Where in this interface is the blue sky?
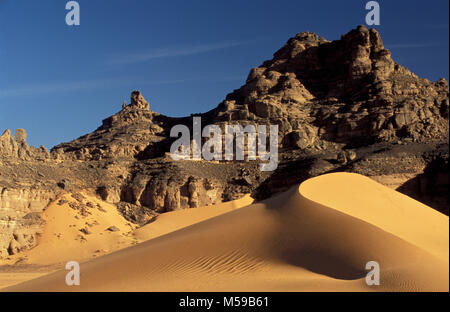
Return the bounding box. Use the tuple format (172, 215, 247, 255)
(0, 0, 448, 149)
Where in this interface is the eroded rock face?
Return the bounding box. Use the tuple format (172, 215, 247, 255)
(121, 169, 223, 213)
(0, 129, 49, 161)
(0, 129, 54, 257)
(0, 188, 52, 257)
(396, 150, 449, 215)
(130, 90, 150, 110)
(0, 129, 50, 160)
(0, 130, 17, 158)
(211, 25, 448, 149)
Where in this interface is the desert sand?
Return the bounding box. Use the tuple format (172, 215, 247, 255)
(2, 172, 448, 292)
(0, 192, 253, 288)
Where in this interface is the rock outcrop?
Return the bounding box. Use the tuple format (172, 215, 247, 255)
(0, 129, 49, 161)
(0, 188, 52, 258)
(209, 25, 448, 149)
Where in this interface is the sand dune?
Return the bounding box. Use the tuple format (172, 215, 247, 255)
(3, 173, 448, 292)
(133, 194, 254, 242)
(1, 193, 253, 267)
(0, 192, 253, 288)
(2, 193, 139, 266)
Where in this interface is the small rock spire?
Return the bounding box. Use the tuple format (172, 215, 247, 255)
(130, 91, 149, 110)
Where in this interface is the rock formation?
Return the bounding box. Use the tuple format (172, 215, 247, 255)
(0, 26, 448, 258)
(209, 25, 448, 148)
(0, 129, 48, 161)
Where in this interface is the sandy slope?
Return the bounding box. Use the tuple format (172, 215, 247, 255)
(0, 192, 253, 288)
(1, 193, 254, 266)
(3, 173, 449, 292)
(133, 194, 254, 242)
(2, 193, 138, 266)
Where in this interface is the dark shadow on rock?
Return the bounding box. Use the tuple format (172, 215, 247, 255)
(397, 155, 449, 215)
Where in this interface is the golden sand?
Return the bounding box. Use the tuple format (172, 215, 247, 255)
(2, 173, 448, 291)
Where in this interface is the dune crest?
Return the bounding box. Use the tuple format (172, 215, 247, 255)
(300, 173, 449, 261)
(3, 173, 448, 292)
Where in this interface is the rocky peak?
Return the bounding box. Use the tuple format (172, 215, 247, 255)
(0, 129, 48, 160)
(15, 129, 27, 144)
(130, 90, 150, 110)
(51, 91, 165, 161)
(341, 25, 384, 50)
(99, 91, 153, 130)
(0, 129, 17, 157)
(213, 26, 449, 148)
(271, 31, 326, 61)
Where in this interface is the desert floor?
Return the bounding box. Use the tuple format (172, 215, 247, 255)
(1, 173, 448, 291)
